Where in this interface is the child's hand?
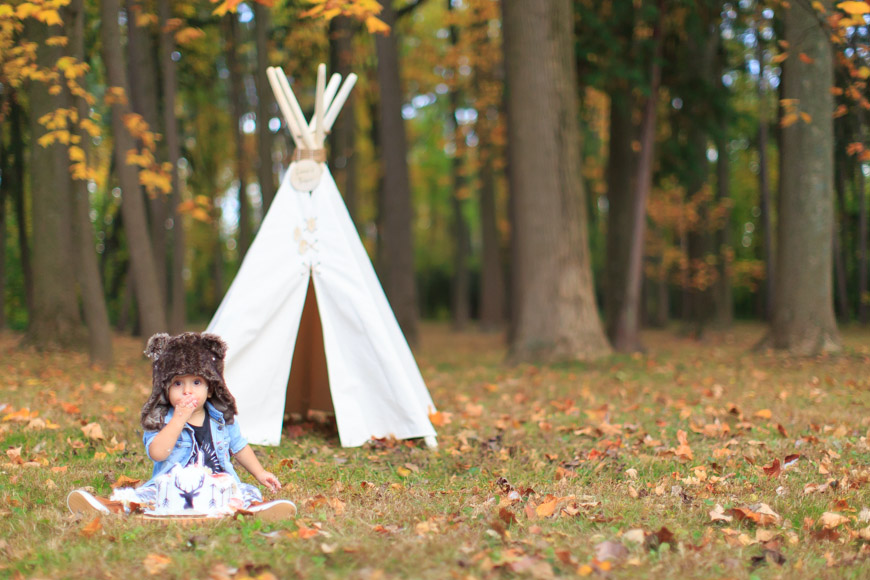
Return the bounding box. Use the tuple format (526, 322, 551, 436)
(256, 471, 281, 493)
(174, 395, 199, 422)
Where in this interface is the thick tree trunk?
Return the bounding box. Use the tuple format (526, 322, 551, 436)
(478, 136, 505, 330)
(68, 0, 113, 364)
(101, 0, 168, 337)
(757, 28, 774, 321)
(714, 126, 733, 327)
(769, 0, 840, 354)
(254, 2, 276, 214)
(0, 130, 6, 330)
(126, 0, 168, 299)
(833, 147, 850, 320)
(604, 88, 639, 349)
(857, 121, 868, 323)
(226, 15, 252, 259)
(9, 98, 33, 317)
(609, 2, 663, 352)
(25, 18, 85, 348)
(158, 0, 186, 333)
(375, 1, 419, 344)
(504, 0, 610, 361)
(329, 16, 358, 221)
(447, 0, 470, 330)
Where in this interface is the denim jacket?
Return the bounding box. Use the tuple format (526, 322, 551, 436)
(142, 401, 248, 486)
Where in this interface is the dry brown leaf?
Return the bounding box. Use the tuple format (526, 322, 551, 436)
(535, 497, 559, 518)
(709, 504, 733, 523)
(81, 422, 104, 440)
(818, 512, 851, 530)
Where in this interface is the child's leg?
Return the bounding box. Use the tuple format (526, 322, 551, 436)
(238, 483, 263, 508)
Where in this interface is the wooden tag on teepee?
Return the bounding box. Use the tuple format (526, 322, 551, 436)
(290, 159, 323, 192)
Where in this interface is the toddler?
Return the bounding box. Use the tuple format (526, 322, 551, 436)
(68, 332, 296, 521)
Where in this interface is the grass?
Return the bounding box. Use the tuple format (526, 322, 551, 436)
(1, 322, 869, 579)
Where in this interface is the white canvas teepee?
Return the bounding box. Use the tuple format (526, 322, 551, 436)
(207, 64, 438, 448)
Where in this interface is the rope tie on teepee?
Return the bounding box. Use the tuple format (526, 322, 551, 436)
(293, 148, 327, 163)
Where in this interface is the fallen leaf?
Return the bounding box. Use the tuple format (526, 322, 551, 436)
(143, 553, 172, 575)
(535, 497, 559, 518)
(594, 540, 628, 562)
(81, 422, 104, 440)
(80, 516, 102, 537)
(763, 458, 782, 478)
(754, 409, 772, 419)
(818, 512, 851, 530)
(61, 402, 80, 414)
(111, 475, 141, 489)
(709, 504, 733, 523)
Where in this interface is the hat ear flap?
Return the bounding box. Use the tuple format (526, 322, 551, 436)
(144, 333, 171, 360)
(200, 333, 227, 360)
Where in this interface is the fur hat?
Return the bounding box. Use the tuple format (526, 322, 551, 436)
(140, 332, 238, 431)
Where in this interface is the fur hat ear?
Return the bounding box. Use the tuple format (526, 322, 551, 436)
(200, 333, 227, 360)
(144, 333, 171, 360)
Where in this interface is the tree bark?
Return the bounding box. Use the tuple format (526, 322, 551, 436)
(604, 88, 639, 349)
(329, 16, 359, 221)
(447, 0, 470, 330)
(254, 2, 276, 214)
(0, 123, 7, 330)
(756, 23, 774, 321)
(714, 122, 733, 327)
(768, 0, 840, 354)
(24, 18, 85, 348)
(857, 114, 868, 323)
(225, 15, 252, 259)
(832, 143, 850, 320)
(158, 0, 186, 333)
(68, 0, 113, 364)
(9, 97, 33, 317)
(478, 134, 505, 330)
(126, 0, 168, 300)
(504, 0, 610, 361)
(375, 1, 419, 344)
(101, 0, 168, 337)
(608, 1, 663, 353)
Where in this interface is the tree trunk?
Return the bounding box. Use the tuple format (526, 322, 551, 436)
(478, 135, 505, 330)
(9, 97, 33, 317)
(68, 0, 113, 364)
(226, 15, 252, 259)
(604, 88, 639, 349)
(126, 0, 168, 300)
(254, 1, 276, 214)
(24, 18, 85, 348)
(329, 16, 359, 221)
(857, 116, 868, 323)
(768, 0, 840, 354)
(714, 123, 734, 327)
(832, 144, 850, 320)
(375, 1, 419, 344)
(608, 1, 663, 352)
(504, 0, 610, 361)
(756, 25, 774, 321)
(447, 0, 470, 330)
(0, 126, 7, 330)
(158, 0, 186, 333)
(101, 0, 168, 337)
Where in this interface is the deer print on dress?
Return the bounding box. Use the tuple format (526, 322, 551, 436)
(174, 471, 205, 509)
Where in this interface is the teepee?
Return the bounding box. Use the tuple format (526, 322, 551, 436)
(207, 64, 437, 448)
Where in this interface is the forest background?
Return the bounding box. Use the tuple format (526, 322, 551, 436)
(2, 0, 870, 363)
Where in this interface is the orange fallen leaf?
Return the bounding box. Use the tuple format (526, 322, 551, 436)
(143, 553, 172, 575)
(2, 408, 39, 422)
(819, 512, 851, 529)
(535, 497, 559, 518)
(754, 409, 772, 419)
(61, 402, 80, 414)
(111, 475, 141, 489)
(297, 525, 319, 539)
(80, 516, 102, 537)
(428, 410, 452, 426)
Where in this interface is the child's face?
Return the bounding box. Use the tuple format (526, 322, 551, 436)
(166, 374, 209, 412)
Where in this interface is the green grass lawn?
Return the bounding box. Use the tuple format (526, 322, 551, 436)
(1, 322, 869, 579)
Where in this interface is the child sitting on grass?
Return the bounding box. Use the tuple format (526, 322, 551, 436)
(67, 332, 296, 521)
